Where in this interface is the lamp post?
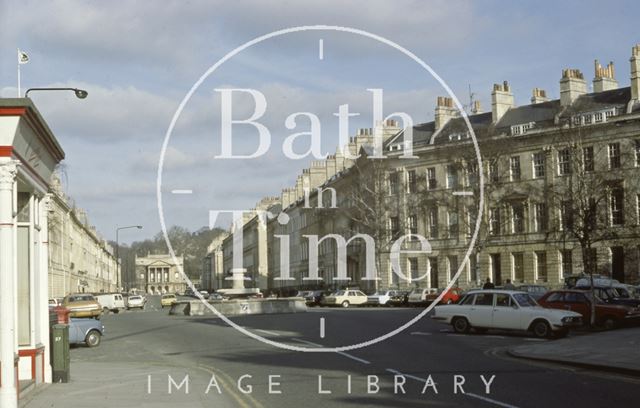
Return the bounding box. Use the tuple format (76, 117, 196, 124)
(115, 225, 142, 292)
(25, 87, 88, 99)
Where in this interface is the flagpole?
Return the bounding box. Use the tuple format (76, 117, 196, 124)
(17, 62, 21, 97)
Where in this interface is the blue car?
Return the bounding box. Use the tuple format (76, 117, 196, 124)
(69, 317, 104, 347)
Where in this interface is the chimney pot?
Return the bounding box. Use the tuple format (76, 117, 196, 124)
(631, 44, 640, 101)
(491, 80, 514, 123)
(593, 60, 618, 92)
(560, 68, 587, 106)
(435, 96, 457, 129)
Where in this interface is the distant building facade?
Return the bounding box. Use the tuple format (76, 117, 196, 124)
(48, 175, 117, 297)
(134, 253, 186, 294)
(218, 44, 640, 293)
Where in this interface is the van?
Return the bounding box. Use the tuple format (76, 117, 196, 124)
(95, 293, 126, 313)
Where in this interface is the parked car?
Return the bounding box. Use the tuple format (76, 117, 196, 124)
(209, 293, 227, 301)
(48, 297, 63, 307)
(322, 290, 368, 307)
(63, 294, 102, 319)
(387, 290, 410, 307)
(366, 290, 400, 306)
(426, 288, 463, 305)
(161, 294, 178, 308)
(517, 285, 549, 301)
(574, 284, 640, 308)
(407, 288, 438, 305)
(564, 273, 610, 288)
(126, 295, 146, 310)
(295, 290, 314, 298)
(199, 290, 210, 299)
(538, 289, 640, 329)
(431, 290, 582, 338)
(95, 293, 126, 313)
(69, 317, 104, 347)
(305, 290, 330, 306)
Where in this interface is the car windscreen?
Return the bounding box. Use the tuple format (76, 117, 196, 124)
(513, 293, 537, 307)
(69, 295, 95, 302)
(333, 291, 345, 296)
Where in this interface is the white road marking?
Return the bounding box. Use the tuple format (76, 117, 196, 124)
(452, 191, 474, 196)
(320, 317, 325, 338)
(318, 39, 324, 60)
(294, 339, 370, 365)
(466, 393, 521, 408)
(385, 368, 428, 383)
(409, 331, 432, 336)
(171, 189, 193, 194)
(255, 329, 282, 337)
(386, 369, 521, 408)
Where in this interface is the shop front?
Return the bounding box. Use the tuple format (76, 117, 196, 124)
(0, 98, 64, 407)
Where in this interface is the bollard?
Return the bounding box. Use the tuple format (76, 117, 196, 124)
(51, 324, 70, 382)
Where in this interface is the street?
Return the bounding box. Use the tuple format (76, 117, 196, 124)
(32, 296, 638, 408)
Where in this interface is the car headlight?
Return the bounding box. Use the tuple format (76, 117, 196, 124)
(561, 316, 578, 323)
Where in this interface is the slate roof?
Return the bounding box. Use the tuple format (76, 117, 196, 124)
(387, 85, 636, 150)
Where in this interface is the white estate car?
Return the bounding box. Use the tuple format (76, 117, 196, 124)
(431, 290, 583, 338)
(366, 290, 398, 306)
(407, 288, 438, 305)
(322, 290, 368, 307)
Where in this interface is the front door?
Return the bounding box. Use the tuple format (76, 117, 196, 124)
(492, 293, 522, 330)
(611, 246, 624, 282)
(468, 292, 494, 327)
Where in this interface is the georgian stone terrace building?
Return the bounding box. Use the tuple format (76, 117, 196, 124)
(219, 44, 640, 293)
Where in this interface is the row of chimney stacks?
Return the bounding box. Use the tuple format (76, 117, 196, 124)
(435, 43, 640, 127)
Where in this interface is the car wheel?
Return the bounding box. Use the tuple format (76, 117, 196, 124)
(452, 317, 470, 334)
(532, 320, 551, 338)
(341, 301, 350, 308)
(602, 316, 617, 330)
(85, 330, 101, 347)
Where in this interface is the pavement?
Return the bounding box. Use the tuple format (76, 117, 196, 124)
(508, 327, 640, 376)
(20, 361, 237, 408)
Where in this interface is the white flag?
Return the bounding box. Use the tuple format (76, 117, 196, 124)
(18, 49, 29, 64)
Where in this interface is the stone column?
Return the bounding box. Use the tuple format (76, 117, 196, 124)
(0, 159, 19, 408)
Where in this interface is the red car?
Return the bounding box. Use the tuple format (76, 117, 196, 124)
(426, 288, 463, 305)
(538, 289, 640, 329)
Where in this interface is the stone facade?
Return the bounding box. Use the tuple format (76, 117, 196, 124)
(48, 175, 117, 297)
(216, 44, 640, 294)
(134, 253, 187, 295)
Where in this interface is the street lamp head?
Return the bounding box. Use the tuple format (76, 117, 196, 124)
(25, 87, 88, 99)
(136, 225, 143, 229)
(74, 88, 88, 99)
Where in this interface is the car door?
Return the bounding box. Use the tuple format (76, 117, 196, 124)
(565, 292, 591, 321)
(491, 294, 521, 330)
(354, 291, 367, 304)
(467, 292, 494, 327)
(68, 320, 83, 344)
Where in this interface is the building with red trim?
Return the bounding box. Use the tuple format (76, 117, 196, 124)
(0, 98, 64, 407)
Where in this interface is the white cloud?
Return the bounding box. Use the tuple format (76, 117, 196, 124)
(1, 81, 178, 142)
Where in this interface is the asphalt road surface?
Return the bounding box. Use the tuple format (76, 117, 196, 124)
(73, 296, 638, 408)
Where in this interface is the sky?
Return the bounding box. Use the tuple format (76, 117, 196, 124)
(1, 0, 639, 244)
